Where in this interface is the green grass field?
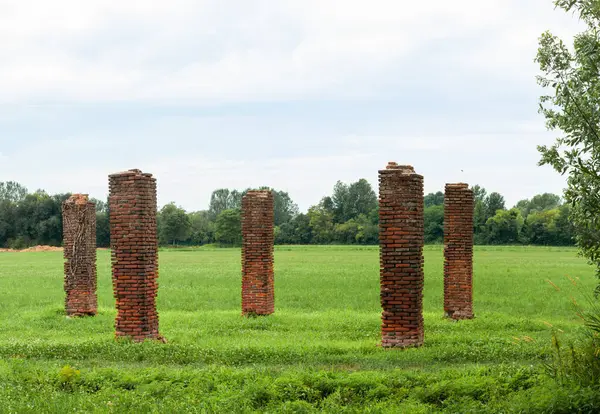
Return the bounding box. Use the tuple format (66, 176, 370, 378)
(0, 245, 598, 413)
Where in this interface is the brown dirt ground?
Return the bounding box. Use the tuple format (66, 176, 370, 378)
(0, 245, 109, 252)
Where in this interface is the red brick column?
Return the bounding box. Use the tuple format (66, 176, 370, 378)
(444, 183, 474, 320)
(109, 169, 161, 341)
(379, 162, 424, 348)
(62, 194, 97, 317)
(241, 190, 275, 316)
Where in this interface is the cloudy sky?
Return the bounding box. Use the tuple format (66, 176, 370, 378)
(0, 0, 585, 212)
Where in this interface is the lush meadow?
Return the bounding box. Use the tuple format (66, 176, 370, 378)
(0, 245, 598, 413)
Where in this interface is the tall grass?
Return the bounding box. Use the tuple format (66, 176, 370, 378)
(543, 276, 600, 386)
(0, 245, 599, 412)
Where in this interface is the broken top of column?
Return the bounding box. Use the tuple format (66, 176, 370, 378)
(379, 162, 422, 177)
(64, 194, 90, 205)
(446, 183, 470, 190)
(245, 190, 271, 198)
(109, 169, 154, 178)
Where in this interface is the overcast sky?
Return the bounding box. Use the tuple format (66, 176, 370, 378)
(0, 0, 585, 212)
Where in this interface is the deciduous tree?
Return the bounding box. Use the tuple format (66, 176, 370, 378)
(158, 203, 191, 245)
(536, 0, 600, 291)
(214, 209, 241, 246)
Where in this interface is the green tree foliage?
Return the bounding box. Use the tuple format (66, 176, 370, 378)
(472, 185, 487, 202)
(208, 189, 242, 220)
(96, 212, 110, 248)
(330, 179, 377, 223)
(320, 196, 335, 213)
(214, 209, 241, 246)
(89, 197, 108, 214)
(331, 181, 350, 223)
(307, 201, 335, 244)
(0, 180, 577, 249)
(424, 191, 444, 207)
(346, 179, 378, 221)
(0, 199, 16, 245)
(355, 214, 379, 244)
(158, 203, 191, 245)
(472, 185, 488, 243)
(516, 193, 562, 217)
(306, 180, 380, 245)
(473, 200, 488, 244)
(471, 185, 508, 244)
(485, 192, 506, 218)
(93, 197, 110, 247)
(188, 210, 215, 245)
(276, 213, 313, 244)
(553, 204, 576, 245)
(424, 205, 444, 243)
(333, 219, 361, 244)
(316, 179, 379, 244)
(526, 209, 560, 245)
(519, 194, 574, 246)
(535, 0, 600, 291)
(485, 209, 525, 245)
(0, 181, 28, 203)
(254, 187, 300, 226)
(11, 191, 68, 247)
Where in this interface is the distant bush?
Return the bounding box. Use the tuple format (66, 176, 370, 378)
(7, 236, 28, 250)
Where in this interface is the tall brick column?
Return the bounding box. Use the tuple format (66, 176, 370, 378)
(379, 162, 424, 348)
(109, 169, 161, 341)
(444, 183, 474, 320)
(241, 190, 275, 316)
(62, 194, 97, 317)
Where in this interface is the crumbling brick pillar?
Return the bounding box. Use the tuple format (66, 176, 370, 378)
(109, 169, 161, 341)
(444, 183, 474, 320)
(241, 190, 275, 316)
(62, 194, 97, 317)
(379, 162, 424, 348)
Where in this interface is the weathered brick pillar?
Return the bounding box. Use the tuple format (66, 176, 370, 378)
(62, 194, 97, 317)
(379, 162, 424, 348)
(444, 183, 474, 320)
(241, 190, 275, 316)
(109, 169, 161, 341)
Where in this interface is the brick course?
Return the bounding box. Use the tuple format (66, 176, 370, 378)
(241, 190, 275, 316)
(444, 183, 474, 320)
(109, 169, 161, 341)
(379, 162, 424, 348)
(62, 194, 97, 317)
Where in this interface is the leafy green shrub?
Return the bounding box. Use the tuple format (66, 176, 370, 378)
(57, 365, 80, 391)
(543, 286, 600, 386)
(7, 236, 28, 250)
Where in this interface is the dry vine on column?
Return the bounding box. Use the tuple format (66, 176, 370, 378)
(62, 194, 97, 317)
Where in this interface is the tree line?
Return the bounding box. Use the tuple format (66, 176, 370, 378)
(0, 180, 575, 249)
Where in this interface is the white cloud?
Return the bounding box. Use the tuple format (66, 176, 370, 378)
(0, 0, 585, 104)
(0, 0, 583, 211)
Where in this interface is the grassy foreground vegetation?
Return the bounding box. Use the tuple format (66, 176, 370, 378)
(0, 245, 598, 412)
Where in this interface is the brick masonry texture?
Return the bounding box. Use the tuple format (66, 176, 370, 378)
(379, 162, 425, 348)
(62, 194, 97, 317)
(241, 190, 275, 316)
(444, 183, 475, 320)
(109, 169, 161, 341)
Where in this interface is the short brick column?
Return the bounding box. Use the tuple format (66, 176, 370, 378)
(241, 190, 275, 316)
(444, 183, 474, 320)
(62, 194, 97, 317)
(379, 162, 424, 348)
(109, 169, 161, 341)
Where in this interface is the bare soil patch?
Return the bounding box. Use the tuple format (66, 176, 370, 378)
(0, 245, 63, 253)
